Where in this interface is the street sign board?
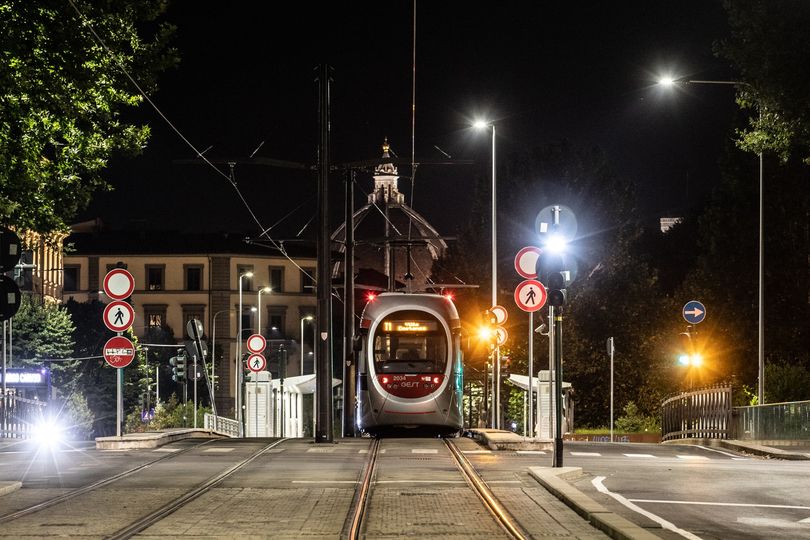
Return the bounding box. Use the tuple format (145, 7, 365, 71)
(514, 246, 541, 279)
(103, 300, 134, 332)
(246, 334, 267, 354)
(246, 353, 266, 372)
(495, 326, 508, 346)
(490, 305, 508, 325)
(186, 318, 204, 339)
(682, 300, 706, 324)
(103, 269, 135, 300)
(514, 279, 547, 312)
(103, 336, 136, 368)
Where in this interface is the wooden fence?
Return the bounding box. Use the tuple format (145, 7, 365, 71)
(661, 386, 732, 441)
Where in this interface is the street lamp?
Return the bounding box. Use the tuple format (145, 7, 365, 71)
(657, 76, 766, 404)
(300, 315, 314, 375)
(257, 286, 272, 337)
(474, 118, 499, 428)
(236, 271, 253, 437)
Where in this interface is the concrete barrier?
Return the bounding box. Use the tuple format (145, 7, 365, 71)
(95, 428, 227, 450)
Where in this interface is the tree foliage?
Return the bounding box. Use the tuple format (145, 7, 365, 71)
(0, 0, 177, 232)
(11, 295, 76, 382)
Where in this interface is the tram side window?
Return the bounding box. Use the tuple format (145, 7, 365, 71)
(372, 311, 447, 374)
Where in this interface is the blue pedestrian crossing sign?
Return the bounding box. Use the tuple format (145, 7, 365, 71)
(682, 300, 706, 324)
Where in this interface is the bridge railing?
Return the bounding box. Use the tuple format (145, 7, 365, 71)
(204, 413, 239, 438)
(733, 400, 810, 441)
(1, 393, 47, 439)
(661, 386, 732, 441)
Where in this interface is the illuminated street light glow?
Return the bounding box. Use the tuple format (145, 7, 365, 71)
(473, 119, 489, 130)
(657, 75, 676, 87)
(544, 233, 567, 254)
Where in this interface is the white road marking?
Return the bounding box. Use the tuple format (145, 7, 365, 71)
(592, 476, 703, 540)
(676, 455, 710, 460)
(203, 447, 234, 453)
(570, 451, 601, 457)
(694, 445, 744, 458)
(463, 450, 492, 454)
(153, 448, 180, 452)
(516, 450, 546, 455)
(412, 449, 438, 454)
(629, 499, 810, 510)
(623, 453, 656, 458)
(307, 447, 335, 453)
(266, 448, 286, 453)
(359, 449, 368, 453)
(737, 517, 810, 528)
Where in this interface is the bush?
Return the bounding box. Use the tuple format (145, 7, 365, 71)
(614, 401, 660, 433)
(125, 394, 211, 434)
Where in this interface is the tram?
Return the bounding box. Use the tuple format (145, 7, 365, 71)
(355, 292, 464, 435)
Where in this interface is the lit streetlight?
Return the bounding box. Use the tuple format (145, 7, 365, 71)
(236, 271, 253, 437)
(474, 118, 499, 428)
(257, 286, 272, 337)
(657, 75, 765, 404)
(300, 315, 314, 375)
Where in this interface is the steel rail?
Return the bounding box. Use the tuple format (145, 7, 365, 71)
(106, 438, 288, 540)
(0, 439, 217, 524)
(444, 438, 526, 539)
(346, 437, 380, 540)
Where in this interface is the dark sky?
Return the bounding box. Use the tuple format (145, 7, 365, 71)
(81, 1, 739, 239)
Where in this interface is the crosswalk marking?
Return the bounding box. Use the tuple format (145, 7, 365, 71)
(463, 450, 493, 454)
(153, 448, 180, 452)
(570, 451, 601, 457)
(412, 449, 438, 454)
(307, 447, 335, 453)
(516, 450, 546, 455)
(203, 447, 234, 453)
(623, 453, 656, 458)
(676, 455, 710, 460)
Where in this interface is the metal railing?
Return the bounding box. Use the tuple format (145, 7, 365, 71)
(661, 386, 732, 441)
(204, 413, 239, 438)
(733, 400, 810, 441)
(1, 393, 47, 438)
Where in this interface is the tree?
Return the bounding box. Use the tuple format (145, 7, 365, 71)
(0, 0, 177, 233)
(11, 295, 77, 384)
(717, 0, 810, 163)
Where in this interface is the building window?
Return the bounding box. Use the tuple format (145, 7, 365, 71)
(269, 266, 284, 293)
(240, 309, 254, 340)
(63, 265, 80, 291)
(106, 262, 128, 272)
(143, 305, 167, 329)
(300, 267, 315, 294)
(182, 305, 205, 337)
(237, 264, 254, 291)
(146, 265, 165, 291)
(185, 265, 203, 291)
(268, 306, 287, 339)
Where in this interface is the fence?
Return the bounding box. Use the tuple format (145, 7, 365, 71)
(661, 386, 732, 441)
(733, 400, 810, 441)
(1, 393, 47, 438)
(204, 413, 239, 438)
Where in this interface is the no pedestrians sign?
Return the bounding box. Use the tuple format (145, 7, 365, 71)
(514, 279, 547, 312)
(103, 301, 134, 333)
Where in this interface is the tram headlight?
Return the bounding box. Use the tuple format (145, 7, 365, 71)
(32, 418, 66, 448)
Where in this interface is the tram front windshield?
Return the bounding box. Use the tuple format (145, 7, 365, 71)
(373, 310, 447, 374)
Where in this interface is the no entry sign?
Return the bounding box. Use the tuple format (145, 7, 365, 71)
(246, 353, 267, 373)
(103, 336, 136, 368)
(103, 269, 135, 300)
(246, 334, 267, 354)
(103, 301, 134, 332)
(514, 279, 547, 312)
(514, 246, 541, 279)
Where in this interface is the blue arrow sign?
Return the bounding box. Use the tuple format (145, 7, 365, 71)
(682, 300, 706, 324)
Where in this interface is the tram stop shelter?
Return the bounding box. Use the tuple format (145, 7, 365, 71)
(508, 371, 574, 439)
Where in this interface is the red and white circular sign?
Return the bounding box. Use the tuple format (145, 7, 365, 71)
(103, 336, 136, 368)
(514, 279, 547, 312)
(103, 269, 135, 300)
(246, 353, 266, 373)
(490, 305, 509, 325)
(514, 246, 541, 279)
(103, 301, 134, 333)
(495, 326, 509, 346)
(246, 334, 266, 354)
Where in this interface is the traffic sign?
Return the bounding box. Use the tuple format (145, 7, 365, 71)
(103, 336, 136, 368)
(514, 246, 541, 279)
(490, 305, 508, 325)
(246, 353, 266, 372)
(103, 301, 134, 332)
(0, 227, 21, 271)
(494, 326, 508, 346)
(514, 279, 547, 312)
(246, 334, 266, 354)
(0, 275, 21, 321)
(103, 269, 135, 300)
(682, 301, 706, 324)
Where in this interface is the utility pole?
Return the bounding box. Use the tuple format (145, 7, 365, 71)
(342, 168, 356, 436)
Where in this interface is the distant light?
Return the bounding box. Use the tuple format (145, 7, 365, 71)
(544, 234, 567, 254)
(473, 119, 490, 130)
(478, 326, 494, 341)
(658, 76, 675, 87)
(250, 307, 257, 312)
(678, 355, 690, 366)
(443, 292, 455, 301)
(366, 293, 377, 302)
(33, 419, 65, 449)
(691, 354, 703, 367)
(242, 271, 254, 278)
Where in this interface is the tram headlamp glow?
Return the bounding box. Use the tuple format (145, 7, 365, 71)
(32, 419, 66, 448)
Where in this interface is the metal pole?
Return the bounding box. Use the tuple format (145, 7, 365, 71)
(343, 169, 356, 437)
(758, 140, 765, 404)
(116, 367, 122, 437)
(609, 337, 614, 443)
(281, 347, 287, 438)
(490, 124, 499, 430)
(553, 309, 563, 467)
(548, 306, 554, 440)
(2, 321, 6, 397)
(156, 363, 160, 406)
(528, 311, 533, 438)
(315, 64, 334, 443)
(193, 354, 198, 428)
(237, 276, 244, 436)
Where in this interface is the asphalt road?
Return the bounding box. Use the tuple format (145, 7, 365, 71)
(558, 441, 810, 540)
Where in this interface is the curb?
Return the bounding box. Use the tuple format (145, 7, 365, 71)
(0, 481, 22, 497)
(662, 438, 810, 460)
(528, 467, 661, 540)
(95, 428, 227, 450)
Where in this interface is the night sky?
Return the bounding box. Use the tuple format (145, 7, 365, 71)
(80, 2, 740, 239)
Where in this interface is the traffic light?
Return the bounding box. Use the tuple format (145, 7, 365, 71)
(677, 327, 702, 366)
(547, 271, 567, 307)
(170, 349, 187, 382)
(0, 227, 22, 322)
(480, 310, 498, 350)
(501, 355, 511, 376)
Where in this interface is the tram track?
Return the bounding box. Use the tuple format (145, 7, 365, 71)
(346, 437, 526, 540)
(0, 438, 217, 524)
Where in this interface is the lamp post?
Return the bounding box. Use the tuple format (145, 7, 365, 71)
(300, 315, 314, 375)
(474, 119, 499, 428)
(257, 287, 272, 338)
(658, 76, 765, 404)
(211, 308, 235, 408)
(236, 271, 253, 437)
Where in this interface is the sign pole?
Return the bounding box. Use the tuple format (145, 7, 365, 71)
(528, 312, 533, 438)
(609, 337, 614, 443)
(116, 367, 123, 437)
(548, 305, 554, 440)
(193, 354, 198, 429)
(553, 309, 564, 467)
